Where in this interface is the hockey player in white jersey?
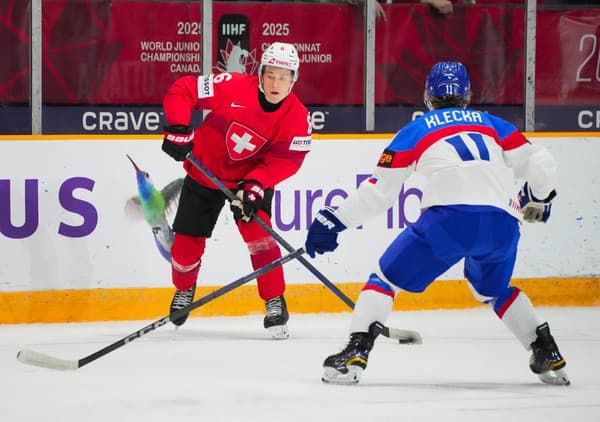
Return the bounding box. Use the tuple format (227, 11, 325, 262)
(305, 62, 569, 386)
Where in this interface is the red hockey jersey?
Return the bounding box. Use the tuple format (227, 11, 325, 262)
(163, 72, 312, 190)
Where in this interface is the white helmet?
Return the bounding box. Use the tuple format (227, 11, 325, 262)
(259, 42, 300, 82)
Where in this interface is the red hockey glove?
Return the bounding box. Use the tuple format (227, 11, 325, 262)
(231, 180, 264, 223)
(162, 125, 194, 161)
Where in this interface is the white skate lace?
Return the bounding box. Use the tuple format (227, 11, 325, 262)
(266, 297, 282, 317)
(172, 289, 193, 309)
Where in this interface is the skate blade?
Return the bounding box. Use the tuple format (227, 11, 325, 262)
(538, 368, 571, 386)
(321, 366, 363, 384)
(267, 324, 289, 340)
(170, 317, 188, 327)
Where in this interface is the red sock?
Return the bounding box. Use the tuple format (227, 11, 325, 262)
(170, 233, 206, 290)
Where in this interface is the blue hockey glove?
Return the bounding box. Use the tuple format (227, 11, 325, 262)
(162, 125, 194, 161)
(518, 182, 557, 223)
(305, 207, 347, 258)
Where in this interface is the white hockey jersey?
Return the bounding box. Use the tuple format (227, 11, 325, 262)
(335, 107, 557, 228)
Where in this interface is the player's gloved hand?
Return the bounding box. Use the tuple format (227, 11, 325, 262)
(518, 182, 557, 223)
(162, 125, 194, 161)
(305, 207, 347, 258)
(231, 179, 264, 223)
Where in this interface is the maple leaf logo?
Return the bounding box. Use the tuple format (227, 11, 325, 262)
(216, 39, 258, 75)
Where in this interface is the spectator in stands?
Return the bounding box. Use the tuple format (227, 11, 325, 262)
(346, 0, 388, 21)
(359, 0, 476, 18)
(418, 0, 476, 16)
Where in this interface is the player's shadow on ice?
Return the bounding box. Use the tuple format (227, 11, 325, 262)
(362, 381, 550, 391)
(131, 326, 275, 342)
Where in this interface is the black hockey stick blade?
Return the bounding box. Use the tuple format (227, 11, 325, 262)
(16, 248, 304, 371)
(185, 154, 423, 344)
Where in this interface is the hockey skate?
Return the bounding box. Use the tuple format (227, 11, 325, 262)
(169, 285, 196, 327)
(529, 322, 570, 386)
(321, 322, 383, 384)
(263, 295, 289, 340)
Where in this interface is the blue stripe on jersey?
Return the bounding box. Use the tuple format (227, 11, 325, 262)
(445, 135, 475, 160)
(386, 108, 518, 153)
(470, 133, 490, 160)
(485, 113, 519, 140)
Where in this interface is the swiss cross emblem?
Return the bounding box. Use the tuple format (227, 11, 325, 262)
(225, 122, 268, 160)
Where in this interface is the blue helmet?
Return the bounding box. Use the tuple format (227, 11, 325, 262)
(424, 62, 471, 110)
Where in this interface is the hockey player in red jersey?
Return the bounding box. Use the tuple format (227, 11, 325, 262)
(161, 42, 312, 339)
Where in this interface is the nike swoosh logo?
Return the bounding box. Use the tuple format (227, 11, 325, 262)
(231, 102, 246, 108)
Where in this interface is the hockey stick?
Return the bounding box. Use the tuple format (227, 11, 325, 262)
(185, 154, 422, 345)
(16, 248, 304, 371)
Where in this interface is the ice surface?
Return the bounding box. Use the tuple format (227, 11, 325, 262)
(2, 307, 599, 422)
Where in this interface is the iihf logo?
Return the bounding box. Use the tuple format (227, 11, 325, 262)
(216, 14, 257, 75)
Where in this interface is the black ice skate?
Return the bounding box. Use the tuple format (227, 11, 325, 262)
(169, 285, 196, 327)
(263, 295, 289, 340)
(321, 322, 384, 384)
(529, 322, 570, 386)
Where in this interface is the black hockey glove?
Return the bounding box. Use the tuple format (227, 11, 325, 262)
(231, 179, 264, 223)
(162, 125, 194, 161)
(518, 182, 557, 223)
